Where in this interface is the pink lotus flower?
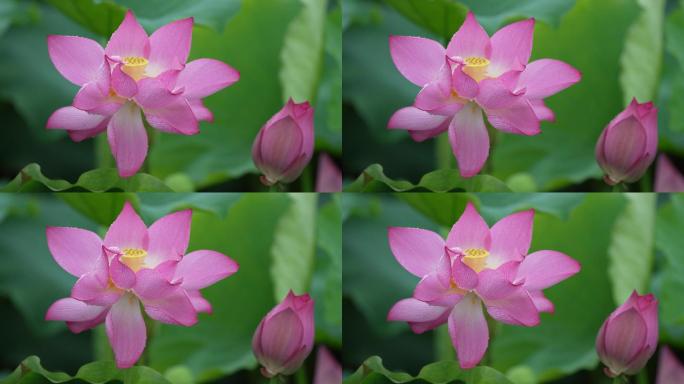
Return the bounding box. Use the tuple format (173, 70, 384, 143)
(315, 153, 342, 192)
(655, 155, 684, 192)
(596, 291, 658, 378)
(252, 99, 315, 186)
(45, 202, 238, 368)
(387, 203, 580, 368)
(596, 99, 658, 185)
(313, 347, 342, 384)
(46, 10, 240, 177)
(388, 12, 580, 177)
(252, 290, 315, 378)
(657, 346, 684, 384)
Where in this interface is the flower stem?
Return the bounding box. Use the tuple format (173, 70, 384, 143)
(639, 169, 652, 192)
(300, 165, 313, 192)
(268, 183, 287, 192)
(637, 369, 649, 384)
(140, 314, 158, 366)
(294, 368, 307, 384)
(484, 314, 499, 365)
(484, 124, 498, 175)
(436, 134, 454, 170)
(141, 121, 158, 175)
(96, 135, 115, 169)
(612, 183, 629, 192)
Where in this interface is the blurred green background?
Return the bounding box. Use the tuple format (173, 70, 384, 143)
(342, 192, 684, 383)
(0, 0, 341, 192)
(0, 192, 341, 383)
(342, 0, 684, 192)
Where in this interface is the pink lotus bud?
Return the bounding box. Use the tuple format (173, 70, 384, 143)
(657, 346, 684, 384)
(313, 347, 342, 384)
(252, 99, 315, 186)
(596, 98, 658, 185)
(655, 154, 684, 192)
(315, 153, 342, 192)
(596, 291, 658, 378)
(252, 290, 315, 378)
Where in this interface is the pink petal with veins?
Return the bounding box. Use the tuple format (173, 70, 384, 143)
(388, 227, 445, 277)
(517, 59, 581, 99)
(47, 107, 107, 131)
(389, 35, 445, 86)
(446, 12, 491, 59)
(104, 201, 149, 250)
(142, 289, 197, 326)
(146, 210, 192, 267)
(106, 102, 148, 178)
(175, 58, 240, 99)
(47, 35, 104, 86)
(46, 227, 105, 277)
(489, 18, 535, 76)
(448, 293, 488, 369)
(515, 250, 580, 290)
(488, 209, 534, 267)
(174, 250, 239, 290)
(388, 107, 449, 131)
(448, 103, 490, 178)
(106, 294, 146, 369)
(46, 297, 107, 322)
(105, 10, 150, 59)
(446, 202, 491, 250)
(147, 17, 193, 75)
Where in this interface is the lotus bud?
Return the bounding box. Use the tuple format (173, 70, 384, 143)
(656, 346, 684, 384)
(252, 99, 314, 186)
(655, 155, 684, 192)
(596, 291, 658, 378)
(596, 98, 658, 185)
(252, 290, 315, 378)
(315, 153, 342, 192)
(313, 347, 342, 384)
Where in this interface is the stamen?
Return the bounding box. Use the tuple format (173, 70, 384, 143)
(463, 56, 490, 82)
(123, 56, 147, 66)
(120, 247, 147, 271)
(121, 56, 148, 81)
(462, 248, 489, 272)
(464, 56, 489, 67)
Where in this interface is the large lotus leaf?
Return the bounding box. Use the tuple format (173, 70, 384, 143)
(345, 355, 513, 384)
(2, 355, 170, 384)
(346, 164, 510, 192)
(2, 164, 171, 192)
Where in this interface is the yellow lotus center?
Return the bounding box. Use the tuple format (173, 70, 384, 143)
(120, 248, 147, 271)
(121, 56, 148, 81)
(462, 248, 489, 272)
(463, 56, 490, 82)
